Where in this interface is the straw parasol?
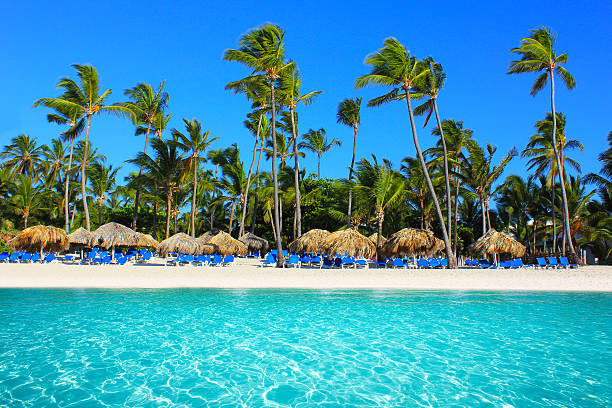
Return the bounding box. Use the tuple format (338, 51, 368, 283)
(8, 225, 69, 254)
(135, 233, 159, 250)
(158, 233, 201, 257)
(197, 229, 221, 244)
(319, 228, 376, 258)
(68, 227, 91, 247)
(88, 222, 140, 250)
(288, 229, 330, 254)
(207, 231, 247, 255)
(380, 228, 444, 257)
(468, 228, 526, 257)
(368, 232, 387, 246)
(239, 232, 269, 254)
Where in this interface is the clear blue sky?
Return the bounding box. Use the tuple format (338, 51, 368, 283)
(1, 0, 610, 185)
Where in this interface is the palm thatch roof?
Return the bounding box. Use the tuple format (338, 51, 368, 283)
(368, 232, 387, 246)
(380, 228, 444, 257)
(468, 229, 526, 257)
(197, 229, 222, 244)
(135, 233, 159, 249)
(239, 232, 269, 253)
(207, 231, 247, 255)
(68, 227, 91, 247)
(158, 233, 201, 257)
(320, 228, 376, 258)
(8, 225, 69, 253)
(88, 222, 140, 249)
(288, 229, 330, 254)
(199, 243, 216, 255)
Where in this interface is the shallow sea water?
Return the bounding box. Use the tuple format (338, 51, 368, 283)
(0, 289, 610, 407)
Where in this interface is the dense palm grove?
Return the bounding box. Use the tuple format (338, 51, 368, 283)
(0, 25, 610, 264)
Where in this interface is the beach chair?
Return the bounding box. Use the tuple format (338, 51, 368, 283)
(165, 256, 179, 266)
(193, 255, 207, 266)
(547, 257, 560, 269)
(478, 259, 491, 268)
(310, 256, 322, 268)
(115, 256, 128, 265)
(284, 255, 300, 268)
(138, 251, 152, 263)
(376, 258, 389, 268)
(210, 254, 223, 266)
(179, 255, 194, 266)
(559, 257, 578, 268)
(392, 258, 405, 269)
(535, 257, 549, 269)
(42, 253, 56, 263)
(341, 256, 355, 268)
(416, 259, 429, 269)
(30, 253, 41, 263)
(80, 251, 97, 265)
(8, 253, 21, 263)
(321, 257, 334, 269)
(62, 254, 74, 264)
(300, 255, 311, 267)
(428, 258, 442, 268)
(333, 257, 342, 268)
(252, 251, 260, 259)
(355, 259, 368, 269)
(99, 255, 112, 265)
(262, 253, 276, 267)
(222, 255, 235, 266)
(0, 252, 8, 262)
(439, 259, 448, 267)
(19, 253, 33, 263)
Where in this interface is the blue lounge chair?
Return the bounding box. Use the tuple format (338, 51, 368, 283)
(193, 255, 207, 266)
(547, 257, 560, 269)
(300, 255, 311, 266)
(222, 255, 235, 266)
(115, 256, 128, 265)
(392, 258, 405, 269)
(355, 259, 368, 269)
(310, 256, 322, 268)
(559, 257, 578, 268)
(262, 253, 276, 267)
(252, 251, 260, 258)
(8, 253, 21, 263)
(333, 257, 342, 268)
(416, 259, 429, 269)
(210, 254, 223, 266)
(30, 253, 41, 263)
(321, 257, 334, 268)
(283, 254, 299, 268)
(19, 253, 33, 263)
(478, 259, 491, 268)
(42, 253, 56, 263)
(341, 257, 355, 268)
(535, 257, 549, 269)
(178, 255, 194, 265)
(0, 253, 8, 262)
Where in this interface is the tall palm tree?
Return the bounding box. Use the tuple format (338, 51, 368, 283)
(522, 112, 583, 251)
(355, 38, 455, 266)
(224, 24, 294, 266)
(508, 27, 577, 255)
(34, 64, 131, 230)
(277, 64, 322, 237)
(11, 175, 44, 228)
(121, 82, 169, 230)
(219, 144, 247, 235)
(299, 128, 341, 179)
(0, 134, 44, 179)
(40, 103, 84, 232)
(173, 118, 218, 237)
(129, 138, 185, 239)
(413, 57, 452, 243)
(42, 139, 66, 188)
(336, 97, 362, 227)
(351, 155, 405, 259)
(88, 162, 120, 227)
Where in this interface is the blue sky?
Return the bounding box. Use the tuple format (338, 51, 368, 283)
(1, 0, 610, 186)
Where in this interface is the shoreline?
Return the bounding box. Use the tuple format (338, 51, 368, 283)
(1, 260, 611, 292)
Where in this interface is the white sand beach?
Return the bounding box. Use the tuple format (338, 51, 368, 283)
(1, 258, 611, 291)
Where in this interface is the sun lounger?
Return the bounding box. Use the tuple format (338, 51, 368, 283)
(557, 257, 577, 268)
(284, 255, 300, 268)
(547, 257, 560, 269)
(535, 257, 549, 268)
(416, 259, 429, 268)
(262, 253, 276, 266)
(428, 258, 442, 268)
(392, 258, 405, 269)
(115, 256, 128, 265)
(300, 255, 311, 266)
(0, 253, 8, 262)
(210, 254, 223, 266)
(355, 259, 368, 269)
(19, 253, 33, 263)
(333, 257, 342, 268)
(342, 257, 355, 268)
(222, 255, 235, 266)
(321, 258, 334, 268)
(309, 256, 322, 268)
(42, 253, 56, 263)
(478, 259, 491, 268)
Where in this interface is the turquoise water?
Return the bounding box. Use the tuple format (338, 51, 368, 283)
(0, 290, 610, 407)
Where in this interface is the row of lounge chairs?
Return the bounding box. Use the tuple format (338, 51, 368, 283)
(166, 254, 235, 267)
(263, 254, 369, 268)
(0, 251, 57, 263)
(464, 256, 578, 269)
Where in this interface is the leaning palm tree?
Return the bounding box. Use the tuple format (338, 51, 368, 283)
(336, 97, 362, 227)
(299, 128, 341, 179)
(173, 118, 218, 237)
(223, 24, 294, 266)
(508, 27, 577, 255)
(355, 38, 455, 266)
(0, 134, 44, 179)
(88, 162, 120, 227)
(413, 57, 452, 243)
(34, 64, 131, 230)
(121, 82, 169, 230)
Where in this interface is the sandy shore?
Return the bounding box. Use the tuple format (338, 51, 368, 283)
(1, 258, 611, 291)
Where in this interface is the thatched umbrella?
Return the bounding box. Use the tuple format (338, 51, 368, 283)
(8, 225, 69, 255)
(88, 222, 140, 259)
(135, 233, 159, 250)
(197, 229, 221, 244)
(68, 227, 91, 247)
(158, 233, 201, 257)
(239, 232, 269, 254)
(368, 232, 387, 246)
(468, 229, 526, 258)
(320, 228, 375, 258)
(199, 243, 216, 255)
(288, 229, 330, 254)
(380, 228, 444, 258)
(207, 231, 247, 255)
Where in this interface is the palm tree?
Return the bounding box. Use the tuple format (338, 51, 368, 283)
(224, 24, 294, 266)
(129, 138, 185, 239)
(41, 138, 67, 188)
(497, 175, 540, 252)
(522, 112, 583, 251)
(355, 38, 455, 266)
(11, 175, 44, 228)
(351, 155, 405, 259)
(88, 162, 120, 227)
(173, 119, 218, 237)
(299, 128, 341, 179)
(336, 97, 362, 227)
(121, 82, 169, 230)
(1, 134, 44, 179)
(277, 64, 322, 238)
(34, 64, 131, 230)
(508, 27, 577, 256)
(219, 144, 246, 235)
(39, 103, 84, 232)
(413, 57, 452, 244)
(401, 157, 434, 230)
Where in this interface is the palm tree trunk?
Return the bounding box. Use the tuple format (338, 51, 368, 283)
(481, 194, 487, 235)
(347, 125, 358, 227)
(64, 138, 74, 233)
(81, 115, 92, 230)
(376, 211, 384, 262)
(317, 153, 321, 179)
(228, 198, 237, 235)
(239, 115, 262, 237)
(98, 202, 102, 227)
(486, 199, 492, 230)
(251, 137, 265, 234)
(404, 90, 455, 267)
(152, 201, 158, 239)
(432, 99, 453, 247)
(453, 172, 460, 258)
(550, 72, 576, 256)
(165, 192, 171, 240)
(289, 106, 302, 238)
(551, 173, 556, 251)
(132, 124, 151, 232)
(269, 79, 284, 266)
(190, 156, 198, 237)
